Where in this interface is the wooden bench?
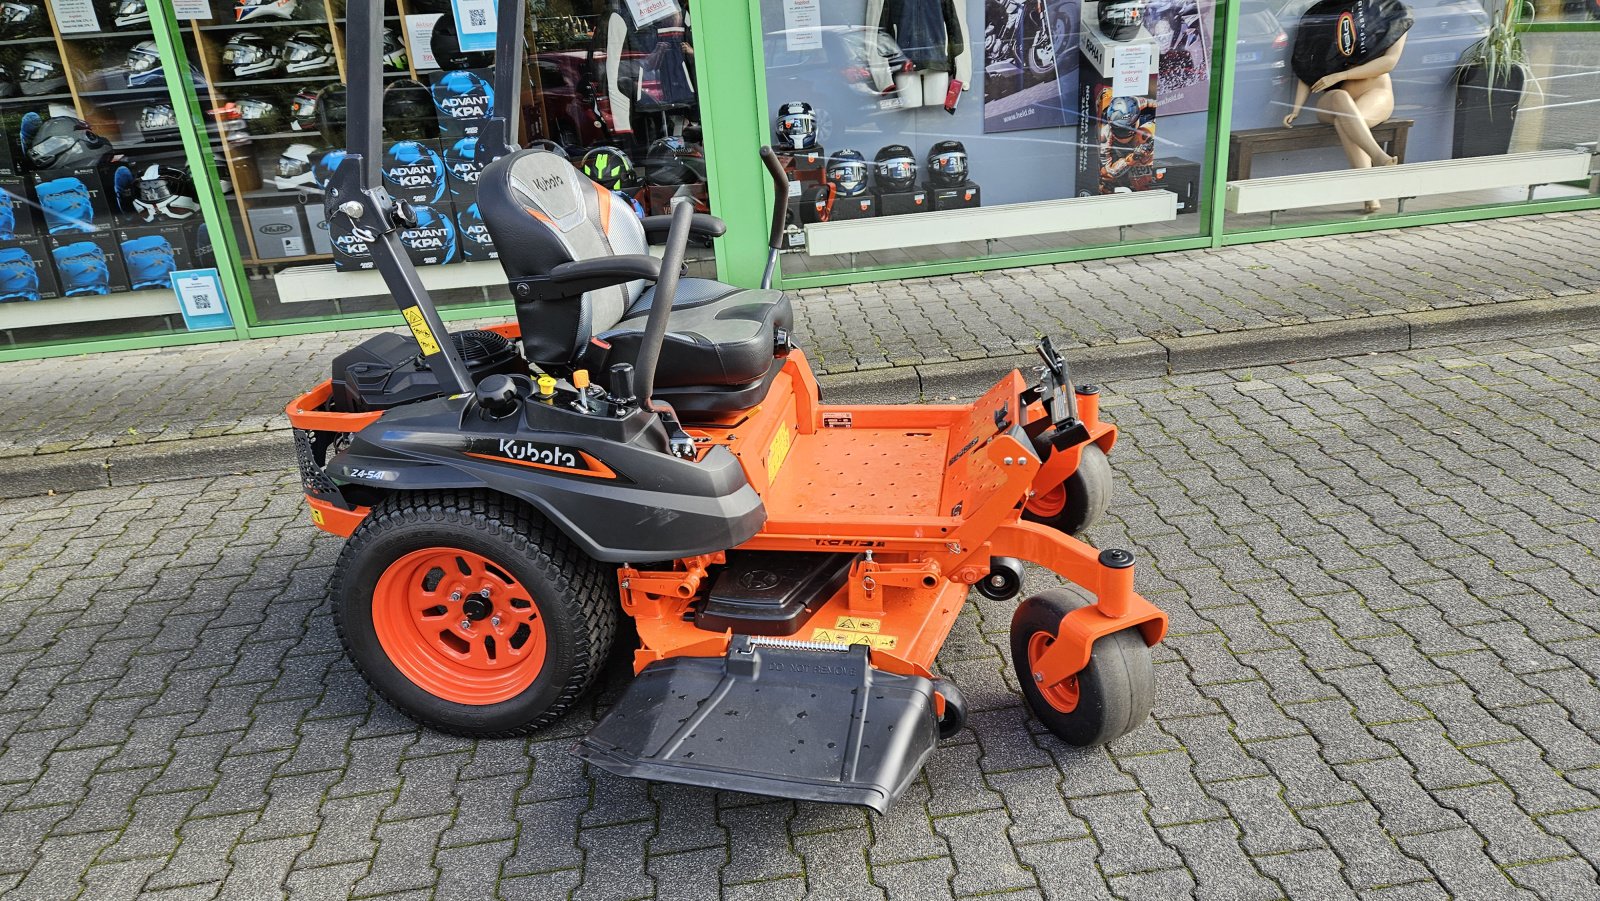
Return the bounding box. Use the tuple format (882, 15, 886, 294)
(1228, 119, 1413, 180)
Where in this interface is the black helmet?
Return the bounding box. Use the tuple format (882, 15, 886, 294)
(134, 164, 201, 222)
(383, 79, 438, 140)
(775, 101, 818, 151)
(580, 146, 636, 191)
(138, 103, 180, 141)
(25, 117, 111, 170)
(284, 30, 335, 74)
(826, 149, 869, 197)
(527, 139, 569, 158)
(222, 33, 282, 78)
(19, 49, 65, 96)
(927, 140, 969, 187)
(234, 97, 284, 134)
(874, 144, 917, 192)
(430, 14, 494, 70)
(316, 83, 349, 146)
(643, 136, 707, 186)
(0, 2, 44, 36)
(383, 27, 409, 70)
(0, 64, 17, 99)
(1098, 0, 1147, 40)
(290, 87, 320, 131)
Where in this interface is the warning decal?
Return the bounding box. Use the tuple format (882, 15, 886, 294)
(834, 616, 881, 633)
(402, 305, 443, 356)
(810, 628, 897, 650)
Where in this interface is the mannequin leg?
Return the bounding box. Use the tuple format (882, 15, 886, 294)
(895, 71, 926, 108)
(1315, 89, 1394, 167)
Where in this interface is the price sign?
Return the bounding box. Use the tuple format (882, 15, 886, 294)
(171, 269, 234, 332)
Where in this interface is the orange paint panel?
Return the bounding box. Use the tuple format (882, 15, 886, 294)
(286, 381, 383, 433)
(763, 428, 950, 519)
(308, 498, 369, 537)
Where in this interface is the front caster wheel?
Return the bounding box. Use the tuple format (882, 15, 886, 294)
(1010, 587, 1153, 746)
(1025, 442, 1113, 537)
(332, 490, 617, 737)
(932, 678, 968, 740)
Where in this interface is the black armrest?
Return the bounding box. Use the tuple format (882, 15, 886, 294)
(510, 254, 661, 302)
(642, 213, 727, 245)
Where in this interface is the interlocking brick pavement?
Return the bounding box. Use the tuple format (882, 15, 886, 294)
(0, 332, 1597, 898)
(1, 211, 1598, 457)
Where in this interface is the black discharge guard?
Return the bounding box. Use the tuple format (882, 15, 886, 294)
(575, 637, 939, 813)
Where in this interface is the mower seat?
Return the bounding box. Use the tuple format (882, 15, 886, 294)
(476, 149, 791, 414)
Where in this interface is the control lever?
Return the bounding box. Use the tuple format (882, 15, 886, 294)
(653, 402, 698, 460)
(607, 362, 636, 416)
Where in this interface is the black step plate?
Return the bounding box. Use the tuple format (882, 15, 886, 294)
(574, 637, 938, 813)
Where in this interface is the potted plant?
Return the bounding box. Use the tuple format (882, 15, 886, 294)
(1452, 0, 1537, 158)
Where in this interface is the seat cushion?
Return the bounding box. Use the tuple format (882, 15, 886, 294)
(599, 283, 792, 389)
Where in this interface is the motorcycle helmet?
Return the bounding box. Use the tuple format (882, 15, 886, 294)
(311, 147, 347, 192)
(121, 234, 178, 291)
(643, 136, 707, 186)
(235, 0, 297, 21)
(383, 79, 437, 140)
(125, 40, 166, 88)
(0, 2, 44, 36)
(825, 149, 869, 197)
(382, 139, 446, 205)
(927, 140, 969, 187)
(274, 143, 320, 191)
(1098, 0, 1147, 40)
(135, 164, 200, 221)
(25, 117, 111, 170)
(54, 242, 111, 296)
(316, 83, 348, 145)
(874, 144, 918, 193)
(527, 139, 568, 159)
(0, 245, 39, 303)
(774, 101, 818, 151)
(138, 103, 180, 142)
(1106, 95, 1141, 138)
(35, 177, 95, 234)
(113, 0, 148, 26)
(580, 146, 635, 191)
(19, 49, 65, 96)
(429, 70, 494, 124)
(234, 98, 284, 134)
(0, 64, 17, 99)
(429, 14, 494, 70)
(383, 27, 408, 71)
(284, 31, 335, 74)
(457, 202, 495, 261)
(290, 87, 320, 131)
(442, 136, 480, 193)
(222, 33, 282, 78)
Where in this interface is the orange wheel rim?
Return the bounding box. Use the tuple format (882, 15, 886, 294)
(1028, 485, 1066, 519)
(372, 547, 548, 705)
(1027, 631, 1080, 713)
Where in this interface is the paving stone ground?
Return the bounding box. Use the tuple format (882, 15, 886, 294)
(0, 331, 1597, 899)
(2, 210, 1598, 457)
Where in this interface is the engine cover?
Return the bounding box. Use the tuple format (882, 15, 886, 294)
(330, 329, 525, 412)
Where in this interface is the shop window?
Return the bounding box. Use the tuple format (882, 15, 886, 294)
(174, 0, 711, 328)
(758, 0, 1223, 277)
(0, 2, 211, 350)
(1223, 0, 1599, 231)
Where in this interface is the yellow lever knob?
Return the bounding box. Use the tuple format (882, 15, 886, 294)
(537, 375, 557, 397)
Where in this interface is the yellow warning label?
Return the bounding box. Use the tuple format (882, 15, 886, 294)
(765, 424, 794, 484)
(310, 508, 325, 526)
(401, 305, 443, 356)
(810, 628, 898, 650)
(834, 616, 881, 633)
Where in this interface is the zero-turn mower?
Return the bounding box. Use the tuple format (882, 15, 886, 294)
(288, 0, 1166, 812)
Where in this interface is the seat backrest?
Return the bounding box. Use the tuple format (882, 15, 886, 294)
(477, 148, 649, 367)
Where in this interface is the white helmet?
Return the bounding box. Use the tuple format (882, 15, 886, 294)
(134, 164, 201, 222)
(235, 0, 297, 22)
(113, 0, 148, 27)
(222, 33, 282, 78)
(274, 142, 321, 191)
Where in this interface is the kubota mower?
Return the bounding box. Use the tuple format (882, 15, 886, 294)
(288, 1, 1166, 812)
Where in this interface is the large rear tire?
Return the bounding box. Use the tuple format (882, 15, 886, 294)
(1024, 442, 1113, 537)
(1010, 588, 1153, 746)
(332, 490, 617, 737)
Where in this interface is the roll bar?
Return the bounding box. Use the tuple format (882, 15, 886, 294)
(759, 146, 790, 291)
(326, 1, 474, 395)
(633, 199, 696, 408)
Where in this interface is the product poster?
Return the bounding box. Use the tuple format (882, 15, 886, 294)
(982, 0, 1080, 134)
(1147, 0, 1215, 116)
